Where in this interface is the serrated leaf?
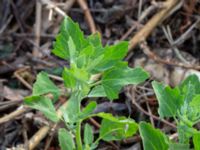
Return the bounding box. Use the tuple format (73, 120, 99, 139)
(84, 33, 105, 73)
(152, 81, 183, 118)
(25, 96, 59, 122)
(97, 113, 138, 141)
(84, 123, 94, 145)
(58, 128, 75, 150)
(179, 74, 200, 103)
(102, 67, 149, 100)
(193, 132, 200, 150)
(87, 32, 102, 50)
(52, 17, 88, 62)
(32, 72, 60, 100)
(180, 74, 200, 94)
(78, 101, 97, 120)
(139, 122, 169, 150)
(88, 85, 106, 97)
(91, 41, 129, 72)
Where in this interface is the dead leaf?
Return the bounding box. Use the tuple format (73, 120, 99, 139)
(3, 86, 29, 101)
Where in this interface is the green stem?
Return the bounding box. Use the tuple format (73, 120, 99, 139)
(90, 80, 101, 87)
(93, 128, 121, 145)
(76, 121, 82, 150)
(75, 92, 83, 150)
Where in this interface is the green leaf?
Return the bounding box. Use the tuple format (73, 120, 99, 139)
(193, 132, 200, 150)
(189, 95, 200, 110)
(169, 143, 190, 150)
(180, 74, 200, 94)
(24, 96, 59, 122)
(139, 122, 169, 150)
(179, 74, 200, 103)
(65, 64, 89, 84)
(177, 124, 197, 143)
(84, 123, 94, 145)
(91, 41, 129, 72)
(52, 18, 70, 60)
(52, 17, 88, 62)
(102, 67, 149, 100)
(62, 67, 76, 88)
(32, 72, 60, 100)
(67, 36, 76, 63)
(58, 128, 75, 150)
(62, 65, 90, 95)
(178, 75, 200, 128)
(96, 112, 119, 121)
(97, 113, 138, 141)
(88, 85, 107, 97)
(87, 32, 102, 50)
(187, 95, 200, 122)
(152, 81, 183, 118)
(61, 92, 82, 123)
(76, 45, 94, 68)
(78, 101, 97, 120)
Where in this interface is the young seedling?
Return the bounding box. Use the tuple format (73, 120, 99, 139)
(25, 17, 149, 150)
(139, 74, 200, 150)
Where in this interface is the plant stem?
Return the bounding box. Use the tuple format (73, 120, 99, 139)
(76, 121, 82, 150)
(76, 93, 83, 150)
(90, 80, 101, 87)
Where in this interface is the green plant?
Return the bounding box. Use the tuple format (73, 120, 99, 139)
(25, 17, 149, 150)
(138, 74, 200, 150)
(24, 16, 200, 150)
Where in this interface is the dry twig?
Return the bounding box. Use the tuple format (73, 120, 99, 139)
(14, 67, 33, 90)
(77, 0, 96, 33)
(162, 25, 189, 64)
(128, 0, 181, 51)
(28, 126, 50, 150)
(140, 41, 200, 70)
(0, 106, 28, 124)
(40, 0, 67, 17)
(33, 1, 42, 57)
